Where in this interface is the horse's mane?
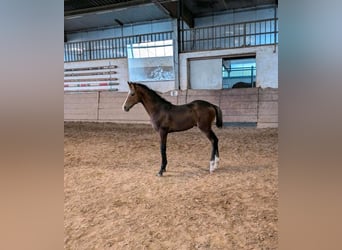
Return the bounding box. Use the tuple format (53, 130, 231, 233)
(133, 82, 172, 106)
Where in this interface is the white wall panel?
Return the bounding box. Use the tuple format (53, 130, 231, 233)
(180, 45, 278, 90)
(189, 59, 222, 89)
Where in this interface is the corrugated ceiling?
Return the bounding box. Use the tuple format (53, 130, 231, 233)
(64, 0, 277, 32)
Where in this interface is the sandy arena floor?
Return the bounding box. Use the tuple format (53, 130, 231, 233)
(64, 122, 278, 249)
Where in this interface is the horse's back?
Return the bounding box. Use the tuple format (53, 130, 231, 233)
(189, 99, 214, 107)
(189, 100, 217, 112)
(188, 100, 217, 127)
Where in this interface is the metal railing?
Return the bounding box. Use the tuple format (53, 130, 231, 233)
(64, 31, 173, 62)
(180, 18, 278, 52)
(64, 18, 278, 62)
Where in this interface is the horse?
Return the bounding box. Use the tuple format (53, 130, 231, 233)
(122, 81, 223, 176)
(232, 81, 256, 88)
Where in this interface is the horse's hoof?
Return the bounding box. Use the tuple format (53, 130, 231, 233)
(157, 172, 163, 177)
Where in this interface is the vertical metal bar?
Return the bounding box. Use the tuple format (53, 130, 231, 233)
(97, 40, 100, 59)
(198, 28, 201, 50)
(64, 44, 67, 62)
(91, 41, 95, 60)
(81, 42, 85, 60)
(250, 66, 254, 86)
(203, 28, 206, 50)
(115, 38, 118, 58)
(264, 20, 267, 44)
(73, 43, 76, 61)
(213, 24, 216, 49)
(248, 23, 251, 45)
(104, 40, 107, 59)
(115, 38, 120, 58)
(259, 21, 261, 45)
(223, 25, 226, 49)
(81, 42, 84, 60)
(119, 37, 122, 57)
(274, 6, 277, 52)
(106, 39, 109, 59)
(76, 42, 79, 61)
(117, 38, 120, 58)
(77, 42, 80, 61)
(80, 42, 83, 61)
(69, 43, 72, 62)
(107, 39, 110, 59)
(243, 23, 246, 47)
(120, 37, 122, 57)
(105, 40, 108, 59)
(110, 39, 113, 58)
(190, 29, 193, 50)
(100, 40, 102, 59)
(88, 41, 91, 60)
(121, 37, 125, 57)
(209, 26, 211, 50)
(93, 41, 97, 60)
(253, 22, 256, 45)
(70, 43, 72, 62)
(63, 44, 66, 62)
(196, 28, 199, 50)
(102, 40, 105, 59)
(66, 44, 69, 62)
(69, 43, 73, 62)
(98, 40, 100, 60)
(229, 24, 234, 48)
(99, 40, 102, 59)
(228, 24, 231, 49)
(203, 28, 205, 50)
(124, 37, 127, 57)
(115, 38, 117, 58)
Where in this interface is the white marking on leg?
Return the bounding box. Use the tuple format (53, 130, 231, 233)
(210, 160, 215, 173)
(214, 156, 220, 170)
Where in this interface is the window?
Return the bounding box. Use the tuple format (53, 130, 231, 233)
(127, 40, 175, 81)
(222, 57, 256, 88)
(127, 40, 173, 58)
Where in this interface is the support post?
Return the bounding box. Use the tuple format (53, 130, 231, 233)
(172, 19, 180, 90)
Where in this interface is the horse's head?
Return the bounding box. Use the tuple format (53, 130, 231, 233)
(122, 82, 141, 112)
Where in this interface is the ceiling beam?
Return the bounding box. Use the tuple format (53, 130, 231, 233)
(160, 0, 194, 28)
(64, 0, 151, 17)
(181, 2, 194, 28)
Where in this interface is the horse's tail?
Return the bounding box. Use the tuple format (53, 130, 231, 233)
(214, 105, 223, 128)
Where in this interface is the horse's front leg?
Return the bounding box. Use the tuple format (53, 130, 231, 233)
(157, 129, 168, 176)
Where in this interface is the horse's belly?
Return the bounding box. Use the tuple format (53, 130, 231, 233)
(169, 114, 196, 132)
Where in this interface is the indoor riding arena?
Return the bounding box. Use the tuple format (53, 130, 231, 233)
(64, 0, 278, 249)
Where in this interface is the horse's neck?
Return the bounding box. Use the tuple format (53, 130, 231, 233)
(140, 89, 166, 116)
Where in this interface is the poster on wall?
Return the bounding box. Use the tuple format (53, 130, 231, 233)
(127, 40, 175, 81)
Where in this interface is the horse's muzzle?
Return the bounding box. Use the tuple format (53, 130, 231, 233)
(123, 105, 130, 112)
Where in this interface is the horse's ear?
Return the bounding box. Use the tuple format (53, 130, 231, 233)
(128, 82, 137, 90)
(127, 81, 133, 89)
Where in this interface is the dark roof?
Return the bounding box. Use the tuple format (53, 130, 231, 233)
(65, 0, 278, 32)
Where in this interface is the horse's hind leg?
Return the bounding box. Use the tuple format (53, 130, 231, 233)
(210, 130, 220, 172)
(201, 128, 219, 173)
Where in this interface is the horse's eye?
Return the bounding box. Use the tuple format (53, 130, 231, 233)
(131, 93, 135, 96)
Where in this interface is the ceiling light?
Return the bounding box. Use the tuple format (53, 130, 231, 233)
(96, 10, 113, 15)
(65, 15, 83, 20)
